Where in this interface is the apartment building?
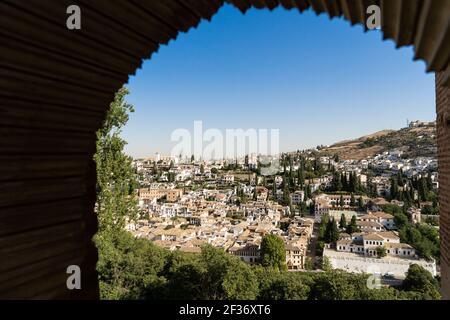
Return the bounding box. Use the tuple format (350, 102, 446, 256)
(336, 231, 415, 258)
(290, 190, 305, 205)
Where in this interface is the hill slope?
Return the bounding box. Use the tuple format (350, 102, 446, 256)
(319, 123, 437, 160)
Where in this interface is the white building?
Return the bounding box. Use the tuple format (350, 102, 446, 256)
(324, 248, 437, 279)
(291, 190, 305, 205)
(359, 212, 396, 230)
(336, 232, 414, 258)
(228, 243, 260, 264)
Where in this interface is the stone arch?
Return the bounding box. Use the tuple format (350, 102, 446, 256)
(0, 0, 449, 299)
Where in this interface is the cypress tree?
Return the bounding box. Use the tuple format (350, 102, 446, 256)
(341, 172, 348, 191)
(339, 214, 347, 229)
(350, 193, 356, 207)
(305, 184, 311, 199)
(272, 181, 277, 199)
(348, 172, 355, 192)
(326, 218, 340, 243)
(426, 174, 433, 191)
(358, 197, 364, 210)
(390, 177, 399, 200)
(418, 177, 428, 201)
(346, 215, 359, 234)
(339, 195, 345, 208)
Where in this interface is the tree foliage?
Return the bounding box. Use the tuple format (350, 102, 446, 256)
(402, 264, 440, 299)
(383, 204, 440, 261)
(346, 215, 359, 234)
(95, 87, 139, 234)
(98, 230, 440, 300)
(339, 214, 347, 229)
(256, 268, 312, 300)
(260, 234, 287, 270)
(324, 218, 340, 243)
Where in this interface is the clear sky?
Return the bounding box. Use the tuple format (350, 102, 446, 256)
(122, 4, 435, 159)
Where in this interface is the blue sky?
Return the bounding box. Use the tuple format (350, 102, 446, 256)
(122, 4, 435, 158)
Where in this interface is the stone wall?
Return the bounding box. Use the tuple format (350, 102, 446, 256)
(436, 72, 450, 299)
(324, 249, 437, 279)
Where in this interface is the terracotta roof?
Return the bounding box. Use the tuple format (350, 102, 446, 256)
(363, 233, 385, 241)
(359, 214, 379, 220)
(385, 243, 414, 249)
(376, 231, 400, 240)
(337, 239, 355, 246)
(371, 212, 394, 219)
(357, 221, 384, 228)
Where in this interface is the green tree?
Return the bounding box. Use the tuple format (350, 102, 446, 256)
(272, 181, 277, 200)
(321, 256, 332, 272)
(310, 271, 358, 300)
(341, 172, 348, 191)
(390, 177, 399, 200)
(325, 218, 340, 243)
(95, 88, 162, 299)
(96, 230, 168, 299)
(418, 177, 428, 202)
(358, 196, 364, 210)
(398, 223, 440, 261)
(260, 234, 286, 270)
(304, 257, 314, 271)
(376, 246, 387, 258)
(305, 184, 312, 200)
(349, 172, 357, 192)
(331, 171, 342, 191)
(426, 174, 433, 191)
(333, 154, 340, 162)
(257, 271, 311, 300)
(346, 215, 359, 234)
(162, 250, 205, 299)
(95, 87, 139, 235)
(402, 264, 440, 299)
(163, 245, 259, 300)
(282, 183, 291, 206)
(297, 167, 305, 188)
(394, 212, 409, 229)
(350, 193, 356, 207)
(339, 214, 347, 230)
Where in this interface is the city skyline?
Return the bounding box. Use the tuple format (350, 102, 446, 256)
(122, 4, 435, 159)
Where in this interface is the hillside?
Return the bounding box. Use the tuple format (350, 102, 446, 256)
(319, 122, 437, 160)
